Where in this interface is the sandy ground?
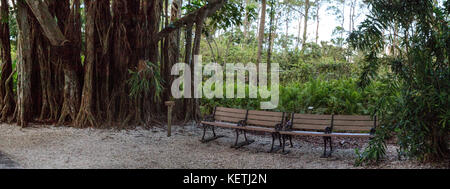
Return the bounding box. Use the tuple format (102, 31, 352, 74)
(0, 123, 445, 169)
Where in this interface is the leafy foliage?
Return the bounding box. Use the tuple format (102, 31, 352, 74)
(350, 0, 450, 163)
(128, 61, 164, 103)
(200, 77, 392, 117)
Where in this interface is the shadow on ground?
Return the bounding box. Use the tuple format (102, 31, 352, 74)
(0, 151, 20, 169)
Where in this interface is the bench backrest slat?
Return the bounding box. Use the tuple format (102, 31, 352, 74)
(291, 113, 333, 131)
(214, 107, 247, 123)
(333, 115, 376, 132)
(246, 110, 284, 128)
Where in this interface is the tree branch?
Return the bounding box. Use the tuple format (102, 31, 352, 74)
(25, 0, 67, 46)
(154, 0, 227, 43)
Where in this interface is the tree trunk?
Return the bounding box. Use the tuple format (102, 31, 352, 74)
(75, 0, 97, 128)
(267, 0, 275, 66)
(315, 0, 320, 44)
(58, 0, 82, 125)
(0, 0, 15, 122)
(190, 8, 209, 122)
(257, 0, 266, 65)
(296, 12, 302, 49)
(243, 0, 250, 40)
(24, 0, 67, 46)
(302, 0, 310, 52)
(16, 0, 33, 127)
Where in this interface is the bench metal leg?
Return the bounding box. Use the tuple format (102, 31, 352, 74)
(200, 125, 224, 143)
(278, 133, 282, 147)
(201, 125, 207, 141)
(321, 136, 333, 158)
(281, 135, 291, 154)
(289, 135, 293, 148)
(270, 133, 275, 152)
(268, 133, 282, 153)
(232, 129, 255, 149)
(243, 130, 248, 142)
(212, 126, 217, 137)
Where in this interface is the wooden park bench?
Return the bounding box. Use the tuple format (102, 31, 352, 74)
(279, 113, 377, 158)
(200, 107, 285, 152)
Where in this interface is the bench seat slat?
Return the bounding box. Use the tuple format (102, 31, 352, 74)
(292, 124, 329, 131)
(201, 121, 243, 129)
(329, 132, 374, 137)
(334, 115, 372, 121)
(214, 111, 246, 119)
(216, 107, 247, 114)
(246, 120, 280, 127)
(248, 110, 283, 117)
(293, 114, 332, 120)
(293, 119, 332, 125)
(247, 114, 283, 122)
(214, 116, 244, 124)
(244, 126, 277, 133)
(333, 120, 374, 127)
(279, 130, 330, 136)
(333, 126, 373, 131)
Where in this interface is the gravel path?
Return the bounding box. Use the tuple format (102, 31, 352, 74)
(0, 123, 443, 169)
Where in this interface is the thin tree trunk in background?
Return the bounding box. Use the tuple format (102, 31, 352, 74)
(257, 0, 266, 65)
(183, 0, 193, 122)
(341, 0, 345, 40)
(0, 0, 15, 122)
(350, 0, 356, 32)
(267, 0, 275, 66)
(173, 0, 184, 120)
(163, 1, 181, 103)
(285, 11, 288, 38)
(315, 0, 320, 44)
(183, 23, 193, 122)
(349, 0, 353, 33)
(302, 0, 310, 52)
(296, 12, 302, 49)
(190, 8, 208, 122)
(243, 0, 249, 40)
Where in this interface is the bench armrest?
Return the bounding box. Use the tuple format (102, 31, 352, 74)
(325, 127, 332, 134)
(282, 120, 293, 131)
(370, 128, 376, 135)
(237, 120, 247, 127)
(203, 115, 215, 122)
(275, 123, 283, 132)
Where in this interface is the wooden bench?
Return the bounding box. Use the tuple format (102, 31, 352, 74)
(243, 110, 285, 152)
(280, 113, 377, 157)
(201, 107, 285, 152)
(200, 107, 247, 143)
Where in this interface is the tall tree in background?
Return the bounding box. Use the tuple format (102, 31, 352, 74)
(301, 0, 310, 52)
(243, 0, 250, 40)
(267, 0, 275, 65)
(314, 0, 320, 44)
(296, 4, 303, 49)
(256, 0, 266, 65)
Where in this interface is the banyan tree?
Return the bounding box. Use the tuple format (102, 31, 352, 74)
(0, 0, 227, 128)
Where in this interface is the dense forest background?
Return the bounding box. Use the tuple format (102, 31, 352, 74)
(0, 0, 448, 164)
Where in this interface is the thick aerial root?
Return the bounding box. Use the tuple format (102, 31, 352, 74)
(74, 109, 97, 128)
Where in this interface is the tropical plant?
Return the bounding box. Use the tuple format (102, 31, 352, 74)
(349, 0, 449, 163)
